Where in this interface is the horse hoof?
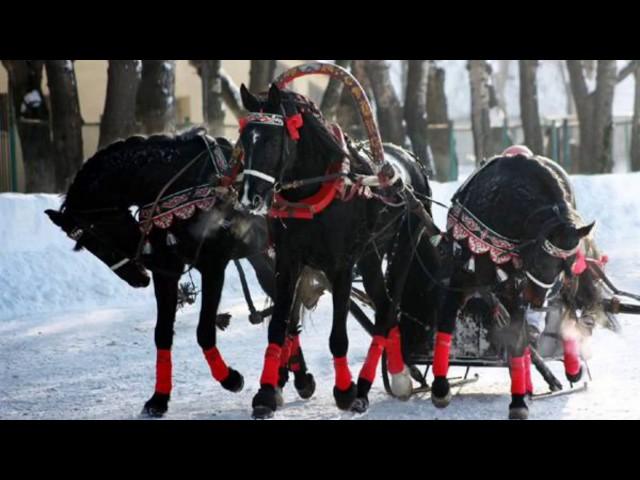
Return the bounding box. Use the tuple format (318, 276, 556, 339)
(431, 376, 451, 409)
(252, 405, 275, 420)
(333, 382, 357, 411)
(390, 368, 413, 400)
(221, 368, 244, 393)
(566, 366, 583, 383)
(252, 385, 278, 419)
(509, 394, 529, 420)
(351, 396, 369, 414)
(275, 387, 285, 407)
(508, 407, 529, 420)
(141, 392, 170, 418)
(294, 373, 316, 400)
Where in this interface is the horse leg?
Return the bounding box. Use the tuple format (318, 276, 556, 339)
(280, 290, 316, 400)
(561, 316, 584, 383)
(198, 260, 244, 393)
(431, 275, 467, 408)
(329, 267, 358, 410)
(142, 272, 180, 418)
(507, 312, 530, 420)
(353, 234, 416, 411)
(251, 257, 300, 419)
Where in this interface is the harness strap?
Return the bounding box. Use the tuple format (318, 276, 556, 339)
(242, 169, 277, 185)
(110, 257, 131, 272)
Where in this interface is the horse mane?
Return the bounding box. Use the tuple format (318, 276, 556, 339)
(63, 127, 213, 209)
(492, 154, 582, 226)
(278, 89, 348, 161)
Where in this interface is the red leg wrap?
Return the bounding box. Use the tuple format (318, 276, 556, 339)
(155, 349, 172, 395)
(524, 347, 533, 394)
(563, 338, 581, 376)
(359, 335, 386, 383)
(260, 343, 282, 387)
(386, 326, 405, 375)
(203, 346, 230, 382)
(289, 335, 301, 372)
(280, 337, 292, 368)
(510, 356, 526, 395)
(432, 332, 452, 377)
(333, 356, 352, 391)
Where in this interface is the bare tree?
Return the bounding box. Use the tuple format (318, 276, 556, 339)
(468, 60, 492, 166)
(632, 65, 640, 172)
(220, 69, 247, 120)
(249, 60, 276, 93)
(45, 60, 84, 192)
(494, 60, 511, 118)
(99, 60, 141, 148)
(1, 60, 55, 192)
(336, 60, 373, 140)
(320, 60, 352, 122)
(136, 60, 176, 134)
(427, 63, 454, 182)
(365, 60, 405, 145)
(567, 60, 617, 173)
(404, 60, 431, 170)
(191, 60, 225, 136)
(556, 60, 576, 116)
(519, 60, 544, 155)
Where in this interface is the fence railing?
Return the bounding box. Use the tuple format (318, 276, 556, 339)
(1, 114, 636, 192)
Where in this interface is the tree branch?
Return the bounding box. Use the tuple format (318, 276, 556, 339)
(617, 60, 639, 84)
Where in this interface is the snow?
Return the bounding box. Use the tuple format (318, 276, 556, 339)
(1, 172, 640, 419)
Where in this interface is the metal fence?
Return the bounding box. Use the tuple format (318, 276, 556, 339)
(0, 94, 19, 192)
(1, 115, 636, 192)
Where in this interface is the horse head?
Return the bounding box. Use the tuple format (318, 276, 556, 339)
(45, 207, 150, 288)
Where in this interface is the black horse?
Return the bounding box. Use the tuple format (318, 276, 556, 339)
(414, 153, 595, 419)
(238, 83, 436, 418)
(393, 169, 613, 406)
(45, 128, 312, 417)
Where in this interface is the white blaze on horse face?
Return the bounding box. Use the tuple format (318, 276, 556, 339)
(251, 130, 260, 147)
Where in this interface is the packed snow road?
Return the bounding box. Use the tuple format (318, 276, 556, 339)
(1, 173, 639, 420)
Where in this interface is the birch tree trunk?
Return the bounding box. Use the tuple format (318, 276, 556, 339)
(427, 63, 453, 182)
(99, 60, 141, 148)
(567, 60, 617, 173)
(404, 60, 431, 171)
(468, 60, 492, 165)
(519, 60, 544, 155)
(631, 66, 640, 171)
(193, 60, 225, 136)
(45, 60, 84, 192)
(365, 59, 405, 145)
(249, 60, 275, 93)
(136, 60, 176, 134)
(2, 60, 55, 192)
(320, 60, 351, 122)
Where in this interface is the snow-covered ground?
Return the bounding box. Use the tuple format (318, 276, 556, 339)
(1, 172, 639, 420)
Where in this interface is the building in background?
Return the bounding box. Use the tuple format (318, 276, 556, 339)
(0, 60, 328, 192)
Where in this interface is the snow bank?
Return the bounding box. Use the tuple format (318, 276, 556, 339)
(1, 172, 639, 321)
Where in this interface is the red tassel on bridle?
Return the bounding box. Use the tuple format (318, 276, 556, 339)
(285, 113, 303, 141)
(571, 249, 588, 275)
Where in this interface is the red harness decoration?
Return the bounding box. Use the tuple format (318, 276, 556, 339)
(268, 124, 358, 220)
(269, 161, 347, 219)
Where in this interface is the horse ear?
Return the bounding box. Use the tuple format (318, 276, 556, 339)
(267, 83, 281, 107)
(576, 221, 596, 238)
(240, 83, 260, 112)
(45, 209, 64, 228)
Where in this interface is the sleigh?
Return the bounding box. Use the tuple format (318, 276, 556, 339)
(347, 257, 640, 402)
